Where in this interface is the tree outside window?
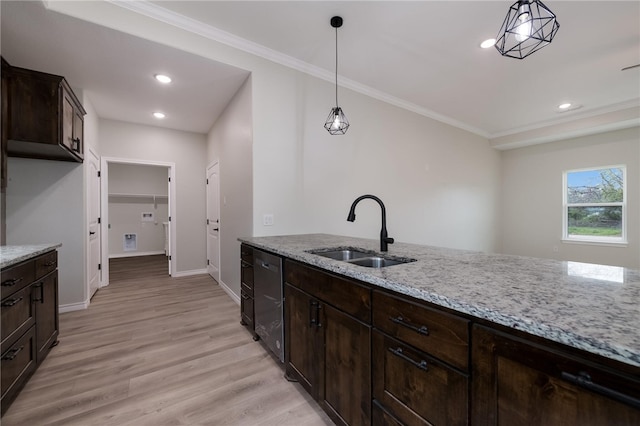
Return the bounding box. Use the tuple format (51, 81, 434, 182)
(564, 166, 626, 242)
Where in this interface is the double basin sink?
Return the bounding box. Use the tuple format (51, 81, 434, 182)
(308, 247, 416, 268)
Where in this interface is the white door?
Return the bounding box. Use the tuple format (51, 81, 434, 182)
(167, 168, 172, 276)
(88, 150, 101, 299)
(206, 161, 220, 282)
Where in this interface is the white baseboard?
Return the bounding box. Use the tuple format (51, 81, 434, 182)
(59, 300, 89, 313)
(171, 268, 208, 277)
(109, 251, 166, 259)
(218, 279, 240, 305)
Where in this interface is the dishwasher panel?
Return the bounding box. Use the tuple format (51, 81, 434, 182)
(253, 249, 284, 362)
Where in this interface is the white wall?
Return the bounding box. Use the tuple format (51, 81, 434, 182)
(6, 158, 85, 307)
(108, 163, 169, 257)
(45, 2, 503, 304)
(207, 76, 253, 298)
(99, 119, 207, 273)
(501, 127, 640, 268)
(296, 76, 501, 252)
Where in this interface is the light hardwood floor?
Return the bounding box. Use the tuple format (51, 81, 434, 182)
(2, 255, 333, 426)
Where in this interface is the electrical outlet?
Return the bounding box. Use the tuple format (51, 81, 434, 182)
(263, 214, 274, 226)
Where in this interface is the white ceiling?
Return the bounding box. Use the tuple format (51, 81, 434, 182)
(1, 1, 639, 139)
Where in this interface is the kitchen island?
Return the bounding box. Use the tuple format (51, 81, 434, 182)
(240, 233, 640, 425)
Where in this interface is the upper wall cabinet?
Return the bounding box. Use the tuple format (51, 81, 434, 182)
(2, 58, 85, 163)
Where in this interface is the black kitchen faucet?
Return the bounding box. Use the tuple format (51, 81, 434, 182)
(347, 194, 394, 252)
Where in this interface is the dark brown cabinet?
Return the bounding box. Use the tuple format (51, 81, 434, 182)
(3, 59, 85, 162)
(239, 244, 257, 339)
(472, 324, 640, 425)
(372, 290, 470, 426)
(1, 250, 59, 416)
(285, 260, 372, 426)
(242, 243, 640, 426)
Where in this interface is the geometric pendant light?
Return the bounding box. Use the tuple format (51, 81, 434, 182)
(324, 16, 350, 135)
(495, 0, 560, 59)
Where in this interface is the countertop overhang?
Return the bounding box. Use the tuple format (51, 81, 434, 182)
(0, 244, 62, 269)
(239, 234, 640, 368)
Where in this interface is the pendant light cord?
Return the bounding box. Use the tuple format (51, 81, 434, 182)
(335, 25, 339, 108)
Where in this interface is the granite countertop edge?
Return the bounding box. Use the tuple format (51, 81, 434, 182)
(239, 234, 640, 368)
(0, 244, 62, 269)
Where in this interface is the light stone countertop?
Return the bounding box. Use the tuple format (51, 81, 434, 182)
(0, 244, 62, 269)
(239, 233, 640, 368)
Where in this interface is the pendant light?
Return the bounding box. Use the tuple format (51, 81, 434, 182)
(324, 16, 349, 135)
(495, 0, 560, 59)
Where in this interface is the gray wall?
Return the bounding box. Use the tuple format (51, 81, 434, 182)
(99, 119, 207, 273)
(207, 76, 253, 298)
(501, 127, 639, 268)
(7, 158, 85, 307)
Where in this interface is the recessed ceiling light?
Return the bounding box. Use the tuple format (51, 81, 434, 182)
(480, 38, 496, 49)
(154, 74, 172, 84)
(558, 103, 572, 109)
(153, 112, 166, 119)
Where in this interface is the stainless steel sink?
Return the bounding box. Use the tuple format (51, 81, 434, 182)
(308, 247, 416, 268)
(310, 248, 373, 261)
(348, 256, 407, 268)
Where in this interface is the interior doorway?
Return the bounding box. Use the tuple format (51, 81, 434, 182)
(100, 157, 176, 287)
(206, 160, 220, 283)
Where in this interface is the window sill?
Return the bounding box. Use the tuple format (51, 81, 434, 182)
(562, 238, 628, 248)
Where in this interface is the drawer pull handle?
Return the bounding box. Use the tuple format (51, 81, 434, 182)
(44, 261, 56, 267)
(561, 371, 640, 409)
(241, 293, 250, 300)
(390, 315, 429, 336)
(2, 345, 24, 361)
(32, 283, 44, 303)
(1, 296, 23, 307)
(389, 347, 428, 371)
(309, 300, 322, 328)
(241, 261, 252, 268)
(2, 277, 23, 287)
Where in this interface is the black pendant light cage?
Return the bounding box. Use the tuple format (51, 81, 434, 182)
(324, 16, 350, 135)
(495, 0, 560, 59)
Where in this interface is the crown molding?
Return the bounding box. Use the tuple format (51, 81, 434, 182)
(489, 99, 640, 140)
(106, 0, 489, 138)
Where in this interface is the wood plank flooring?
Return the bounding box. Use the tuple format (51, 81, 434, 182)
(2, 255, 333, 425)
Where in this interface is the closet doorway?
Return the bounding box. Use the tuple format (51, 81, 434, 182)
(100, 157, 176, 287)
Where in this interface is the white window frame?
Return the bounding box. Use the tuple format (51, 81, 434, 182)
(562, 165, 627, 245)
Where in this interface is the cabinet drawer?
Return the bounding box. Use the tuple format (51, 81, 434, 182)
(372, 401, 404, 426)
(241, 260, 254, 292)
(285, 260, 371, 323)
(373, 330, 469, 426)
(241, 245, 253, 264)
(240, 289, 254, 328)
(1, 285, 35, 352)
(1, 260, 35, 300)
(1, 326, 36, 409)
(35, 250, 57, 278)
(373, 291, 469, 371)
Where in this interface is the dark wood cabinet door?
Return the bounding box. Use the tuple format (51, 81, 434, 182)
(284, 283, 323, 399)
(372, 330, 468, 426)
(34, 271, 58, 363)
(1, 325, 36, 415)
(72, 105, 84, 157)
(472, 325, 640, 426)
(322, 304, 371, 426)
(61, 92, 74, 153)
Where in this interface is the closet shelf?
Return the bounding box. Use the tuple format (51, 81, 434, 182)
(108, 193, 168, 208)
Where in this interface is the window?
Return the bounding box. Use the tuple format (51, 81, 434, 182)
(563, 166, 626, 243)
